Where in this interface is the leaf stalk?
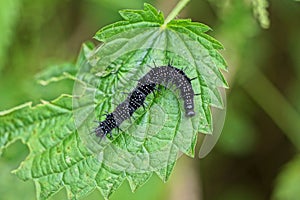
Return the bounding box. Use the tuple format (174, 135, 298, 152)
(162, 0, 190, 28)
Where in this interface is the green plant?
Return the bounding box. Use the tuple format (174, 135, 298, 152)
(0, 1, 228, 199)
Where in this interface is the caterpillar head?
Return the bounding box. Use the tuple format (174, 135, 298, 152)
(95, 113, 116, 139)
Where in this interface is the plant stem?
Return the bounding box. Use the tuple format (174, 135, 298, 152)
(162, 0, 190, 28)
(241, 70, 300, 150)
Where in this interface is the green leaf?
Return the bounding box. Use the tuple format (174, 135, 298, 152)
(1, 95, 122, 200)
(126, 172, 152, 192)
(35, 63, 77, 86)
(35, 42, 95, 86)
(74, 0, 227, 192)
(0, 95, 73, 156)
(94, 3, 164, 42)
(0, 3, 227, 200)
(273, 156, 300, 200)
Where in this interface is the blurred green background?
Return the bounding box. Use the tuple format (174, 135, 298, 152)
(0, 0, 300, 199)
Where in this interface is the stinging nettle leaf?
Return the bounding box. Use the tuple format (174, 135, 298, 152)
(74, 0, 227, 189)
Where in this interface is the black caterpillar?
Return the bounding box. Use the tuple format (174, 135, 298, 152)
(94, 64, 196, 139)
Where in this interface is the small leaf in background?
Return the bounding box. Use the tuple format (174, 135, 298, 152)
(35, 63, 77, 86)
(34, 42, 95, 86)
(251, 0, 270, 29)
